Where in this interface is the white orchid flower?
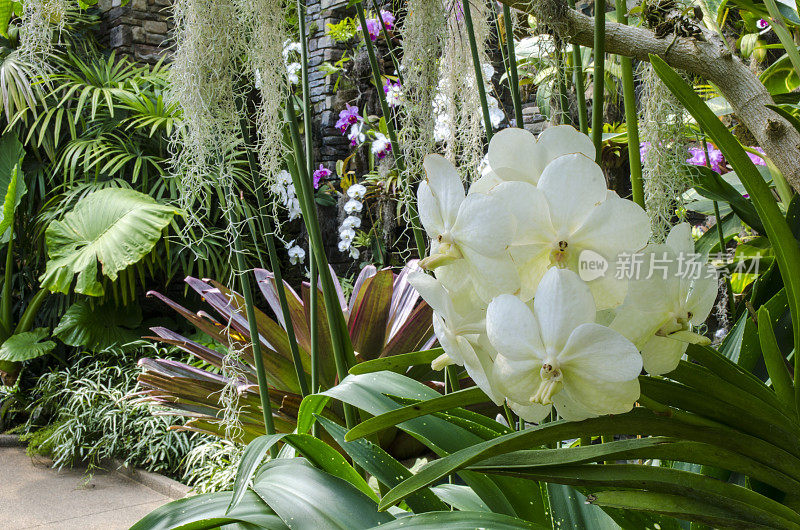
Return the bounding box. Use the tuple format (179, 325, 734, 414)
(408, 271, 502, 404)
(487, 267, 642, 422)
(347, 184, 367, 199)
(417, 154, 519, 301)
(488, 153, 650, 307)
(611, 223, 718, 375)
(470, 126, 595, 194)
(344, 199, 363, 214)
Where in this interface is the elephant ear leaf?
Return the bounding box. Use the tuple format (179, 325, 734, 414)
(0, 328, 55, 362)
(39, 188, 182, 296)
(0, 132, 26, 241)
(54, 300, 143, 352)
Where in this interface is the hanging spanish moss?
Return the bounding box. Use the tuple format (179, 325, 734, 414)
(18, 0, 68, 75)
(639, 64, 689, 242)
(168, 0, 243, 249)
(236, 0, 291, 225)
(437, 0, 493, 181)
(396, 0, 447, 223)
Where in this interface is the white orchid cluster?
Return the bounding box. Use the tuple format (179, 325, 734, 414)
(272, 170, 302, 221)
(338, 183, 367, 260)
(409, 127, 718, 422)
(282, 40, 302, 85)
(433, 63, 505, 142)
(284, 239, 305, 265)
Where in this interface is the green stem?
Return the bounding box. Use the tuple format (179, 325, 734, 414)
(237, 98, 309, 398)
(502, 5, 523, 128)
(285, 99, 357, 428)
(354, 2, 426, 259)
(14, 288, 49, 334)
(572, 46, 588, 134)
(591, 0, 606, 162)
(460, 0, 494, 142)
(232, 209, 278, 457)
(297, 0, 318, 407)
(614, 0, 643, 207)
(370, 0, 402, 83)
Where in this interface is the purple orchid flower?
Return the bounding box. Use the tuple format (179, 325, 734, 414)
(335, 104, 361, 133)
(312, 164, 332, 189)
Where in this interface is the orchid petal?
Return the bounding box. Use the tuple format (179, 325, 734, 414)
(533, 268, 596, 352)
(487, 294, 542, 360)
(537, 154, 608, 233)
(640, 334, 688, 375)
(559, 323, 642, 382)
(486, 127, 542, 184)
(423, 154, 465, 229)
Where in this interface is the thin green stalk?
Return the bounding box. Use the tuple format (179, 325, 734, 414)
(370, 0, 402, 83)
(592, 0, 606, 162)
(354, 2, 426, 259)
(285, 100, 357, 428)
(297, 0, 319, 410)
(232, 208, 278, 458)
(557, 47, 571, 125)
(237, 99, 309, 398)
(701, 136, 736, 317)
(572, 46, 588, 134)
(460, 0, 494, 142)
(614, 0, 643, 207)
(502, 5, 523, 127)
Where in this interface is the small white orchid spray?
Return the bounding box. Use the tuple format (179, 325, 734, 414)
(411, 126, 719, 425)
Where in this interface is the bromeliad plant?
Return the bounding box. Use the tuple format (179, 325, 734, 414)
(137, 262, 435, 443)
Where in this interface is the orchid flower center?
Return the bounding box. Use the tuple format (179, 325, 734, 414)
(656, 311, 692, 337)
(549, 240, 570, 268)
(531, 360, 564, 405)
(419, 232, 462, 270)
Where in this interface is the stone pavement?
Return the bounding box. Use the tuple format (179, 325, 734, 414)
(0, 446, 178, 529)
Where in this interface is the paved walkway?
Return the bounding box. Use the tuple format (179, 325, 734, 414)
(0, 446, 177, 529)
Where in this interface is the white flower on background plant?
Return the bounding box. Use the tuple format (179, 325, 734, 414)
(470, 126, 595, 193)
(347, 184, 367, 200)
(487, 267, 642, 422)
(487, 96, 505, 129)
(489, 153, 650, 306)
(286, 243, 305, 265)
(344, 199, 363, 214)
(349, 246, 360, 259)
(348, 122, 366, 146)
(338, 239, 352, 252)
(611, 223, 718, 375)
(277, 170, 292, 187)
(341, 215, 361, 230)
(417, 154, 519, 301)
(287, 198, 301, 221)
(339, 227, 356, 244)
(286, 62, 301, 85)
(408, 271, 502, 403)
(371, 133, 392, 159)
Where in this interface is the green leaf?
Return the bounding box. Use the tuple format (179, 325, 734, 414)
(348, 347, 443, 375)
(0, 0, 11, 38)
(0, 328, 54, 362)
(251, 458, 394, 529)
(587, 490, 766, 529)
(370, 511, 542, 529)
(316, 415, 448, 513)
(130, 491, 288, 530)
(53, 299, 142, 351)
(430, 484, 490, 512)
(757, 307, 795, 406)
(229, 434, 286, 514)
(40, 188, 181, 296)
(547, 484, 619, 529)
(0, 132, 25, 240)
(345, 386, 488, 441)
(687, 165, 764, 232)
(767, 104, 800, 133)
(651, 54, 800, 362)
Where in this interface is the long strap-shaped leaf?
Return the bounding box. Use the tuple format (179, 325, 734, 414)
(650, 55, 800, 412)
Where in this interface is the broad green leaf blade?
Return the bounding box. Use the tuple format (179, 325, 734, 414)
(0, 131, 25, 239)
(688, 165, 764, 232)
(368, 511, 542, 529)
(0, 164, 18, 239)
(0, 0, 11, 38)
(251, 458, 394, 529)
(348, 347, 443, 375)
(651, 54, 800, 364)
(0, 328, 55, 362)
(40, 188, 181, 296)
(547, 484, 619, 530)
(53, 300, 142, 351)
(345, 386, 488, 441)
(588, 490, 764, 529)
(430, 484, 490, 512)
(229, 434, 286, 514)
(316, 415, 448, 513)
(130, 491, 288, 530)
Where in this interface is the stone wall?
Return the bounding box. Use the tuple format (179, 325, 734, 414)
(97, 0, 172, 64)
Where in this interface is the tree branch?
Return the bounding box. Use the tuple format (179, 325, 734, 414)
(501, 0, 800, 193)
